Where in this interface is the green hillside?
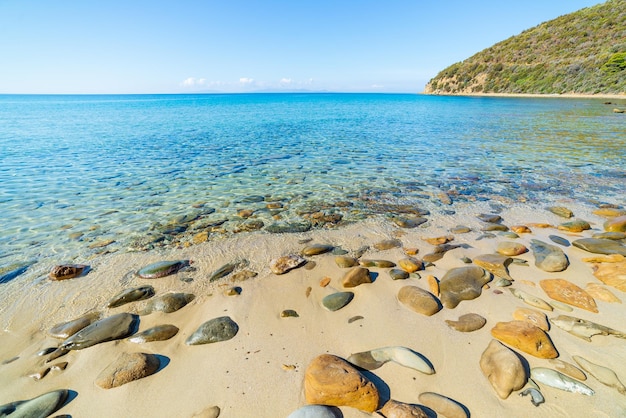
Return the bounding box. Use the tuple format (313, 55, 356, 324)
(424, 0, 626, 95)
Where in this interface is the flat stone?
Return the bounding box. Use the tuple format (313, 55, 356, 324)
(302, 244, 334, 256)
(398, 286, 442, 316)
(398, 257, 423, 273)
(573, 355, 626, 395)
(49, 264, 88, 281)
(510, 225, 532, 234)
(450, 225, 471, 234)
(592, 231, 626, 240)
(342, 267, 372, 288)
(61, 313, 139, 350)
(359, 259, 396, 268)
(95, 352, 160, 389)
(186, 316, 239, 345)
(593, 208, 626, 218)
(539, 279, 598, 313)
(445, 313, 486, 332)
(482, 224, 509, 232)
(477, 213, 502, 223)
(49, 311, 101, 339)
(604, 215, 626, 232)
(549, 235, 570, 247)
(572, 238, 626, 256)
(389, 268, 409, 280)
(287, 405, 341, 418)
(530, 239, 569, 272)
(480, 339, 527, 399)
(439, 266, 491, 309)
(512, 308, 549, 331)
(496, 242, 527, 256)
(418, 392, 469, 418)
(393, 217, 427, 228)
(209, 262, 240, 281)
(422, 235, 454, 245)
(304, 354, 379, 413)
(558, 220, 591, 233)
(107, 285, 155, 308)
(322, 292, 354, 311)
(585, 283, 621, 303)
(473, 254, 513, 280)
(270, 255, 307, 275)
(548, 206, 573, 218)
(141, 293, 195, 314)
(380, 400, 428, 418)
(509, 288, 553, 311)
(335, 256, 358, 268)
(191, 406, 221, 418)
(0, 390, 69, 417)
(136, 260, 190, 279)
(491, 320, 558, 359)
(548, 359, 587, 381)
(591, 261, 626, 292)
(127, 324, 179, 343)
(373, 239, 402, 251)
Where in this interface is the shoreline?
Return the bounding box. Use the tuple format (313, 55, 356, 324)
(420, 91, 626, 100)
(1, 199, 625, 417)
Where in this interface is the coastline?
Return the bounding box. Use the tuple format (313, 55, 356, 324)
(1, 200, 625, 417)
(420, 91, 626, 100)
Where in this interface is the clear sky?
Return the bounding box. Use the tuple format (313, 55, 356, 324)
(0, 0, 605, 94)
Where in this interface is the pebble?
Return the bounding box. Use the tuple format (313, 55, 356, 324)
(427, 275, 440, 296)
(558, 219, 591, 233)
(549, 235, 570, 247)
(140, 293, 195, 314)
(280, 310, 299, 318)
(418, 392, 469, 418)
(530, 239, 569, 272)
(209, 262, 239, 281)
(359, 259, 396, 268)
(373, 239, 402, 250)
(231, 270, 258, 281)
(186, 316, 239, 345)
(397, 286, 442, 316)
(592, 231, 626, 240)
(95, 352, 160, 389)
(302, 244, 334, 256)
(548, 206, 573, 218)
(480, 339, 527, 399)
(491, 321, 558, 358)
(450, 225, 471, 234)
(422, 235, 454, 245)
(496, 242, 527, 256)
(304, 354, 379, 413)
(477, 213, 502, 223)
(530, 368, 594, 396)
(510, 225, 532, 234)
(49, 311, 101, 339)
(334, 255, 358, 268)
(192, 405, 221, 418)
(482, 224, 509, 232)
(107, 285, 155, 308)
(348, 316, 364, 323)
(127, 324, 179, 343)
(342, 267, 372, 288)
(270, 255, 307, 275)
(0, 390, 69, 418)
(389, 268, 409, 280)
(593, 208, 626, 217)
(573, 238, 626, 256)
(319, 277, 331, 287)
(392, 217, 427, 228)
(398, 257, 423, 273)
(539, 279, 598, 313)
(439, 266, 491, 309)
(61, 313, 139, 350)
(136, 260, 191, 279)
(380, 400, 428, 418)
(322, 292, 354, 311)
(445, 313, 486, 332)
(49, 264, 88, 281)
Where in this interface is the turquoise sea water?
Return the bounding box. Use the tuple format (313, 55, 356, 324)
(1, 93, 625, 277)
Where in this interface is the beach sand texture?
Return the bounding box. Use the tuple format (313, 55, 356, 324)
(1, 202, 625, 417)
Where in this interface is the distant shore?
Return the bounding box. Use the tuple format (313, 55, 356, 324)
(422, 92, 626, 100)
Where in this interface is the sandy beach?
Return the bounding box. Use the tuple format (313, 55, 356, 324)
(1, 199, 625, 417)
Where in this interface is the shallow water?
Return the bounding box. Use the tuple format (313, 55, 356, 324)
(0, 93, 624, 276)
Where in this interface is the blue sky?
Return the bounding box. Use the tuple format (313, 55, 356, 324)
(0, 0, 604, 94)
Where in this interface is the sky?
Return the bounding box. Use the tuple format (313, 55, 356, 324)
(0, 0, 606, 94)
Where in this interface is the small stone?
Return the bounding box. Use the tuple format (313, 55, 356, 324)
(342, 267, 372, 288)
(539, 279, 598, 313)
(281, 309, 299, 318)
(427, 275, 440, 296)
(191, 405, 221, 418)
(319, 277, 331, 287)
(61, 313, 139, 350)
(389, 268, 409, 280)
(374, 239, 402, 251)
(439, 266, 491, 309)
(404, 247, 419, 256)
(450, 225, 471, 234)
(49, 264, 88, 281)
(348, 316, 364, 323)
(270, 255, 307, 275)
(477, 213, 502, 223)
(491, 320, 558, 359)
(88, 239, 115, 249)
(287, 405, 341, 418)
(359, 259, 396, 268)
(141, 293, 195, 314)
(445, 313, 486, 332)
(186, 316, 239, 345)
(95, 352, 160, 389)
(224, 286, 241, 296)
(499, 231, 519, 239)
(335, 256, 358, 268)
(237, 209, 254, 218)
(107, 285, 155, 308)
(558, 220, 591, 233)
(209, 262, 240, 281)
(482, 224, 509, 232)
(548, 206, 573, 218)
(592, 231, 626, 240)
(192, 231, 209, 244)
(573, 238, 626, 256)
(473, 254, 513, 280)
(397, 286, 442, 316)
(380, 400, 428, 418)
(510, 225, 532, 234)
(422, 235, 454, 245)
(496, 242, 528, 256)
(302, 244, 334, 256)
(604, 215, 626, 232)
(593, 208, 626, 218)
(418, 392, 469, 418)
(530, 239, 569, 272)
(398, 257, 423, 273)
(392, 217, 428, 228)
(127, 325, 179, 343)
(322, 292, 354, 311)
(480, 339, 527, 399)
(49, 312, 101, 339)
(549, 235, 570, 247)
(231, 270, 258, 281)
(304, 354, 379, 413)
(136, 260, 190, 279)
(512, 308, 549, 331)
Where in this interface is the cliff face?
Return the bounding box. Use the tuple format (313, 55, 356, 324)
(425, 0, 626, 95)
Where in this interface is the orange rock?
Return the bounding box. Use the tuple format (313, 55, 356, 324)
(539, 279, 598, 313)
(512, 308, 549, 331)
(422, 235, 454, 246)
(380, 400, 428, 418)
(591, 261, 626, 292)
(304, 354, 379, 412)
(427, 275, 440, 297)
(585, 283, 621, 303)
(604, 215, 626, 232)
(527, 223, 553, 229)
(593, 208, 626, 218)
(520, 280, 536, 287)
(491, 321, 558, 359)
(582, 254, 624, 263)
(398, 257, 423, 273)
(404, 247, 419, 256)
(510, 225, 532, 234)
(319, 277, 331, 287)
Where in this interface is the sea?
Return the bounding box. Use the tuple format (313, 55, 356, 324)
(1, 93, 624, 283)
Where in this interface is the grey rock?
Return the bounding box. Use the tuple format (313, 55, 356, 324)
(186, 316, 239, 345)
(548, 235, 570, 247)
(127, 324, 179, 343)
(0, 390, 69, 418)
(136, 260, 191, 279)
(322, 292, 354, 311)
(530, 239, 569, 272)
(572, 238, 626, 256)
(287, 405, 342, 418)
(440, 266, 491, 309)
(49, 311, 101, 339)
(140, 293, 195, 314)
(107, 285, 154, 308)
(61, 313, 138, 350)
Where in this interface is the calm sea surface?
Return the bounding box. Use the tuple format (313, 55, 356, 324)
(1, 93, 624, 277)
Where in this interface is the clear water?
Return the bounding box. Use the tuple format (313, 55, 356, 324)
(1, 93, 624, 271)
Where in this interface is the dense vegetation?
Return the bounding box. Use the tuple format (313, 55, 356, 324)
(425, 0, 626, 95)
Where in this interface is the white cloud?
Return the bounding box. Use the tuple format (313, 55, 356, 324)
(280, 78, 292, 84)
(239, 77, 255, 85)
(371, 84, 384, 89)
(181, 77, 207, 87)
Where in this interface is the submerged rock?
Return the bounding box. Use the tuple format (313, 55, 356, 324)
(136, 260, 190, 279)
(95, 352, 160, 389)
(304, 354, 379, 413)
(61, 313, 138, 350)
(439, 266, 491, 309)
(107, 285, 155, 308)
(49, 264, 88, 281)
(186, 316, 239, 345)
